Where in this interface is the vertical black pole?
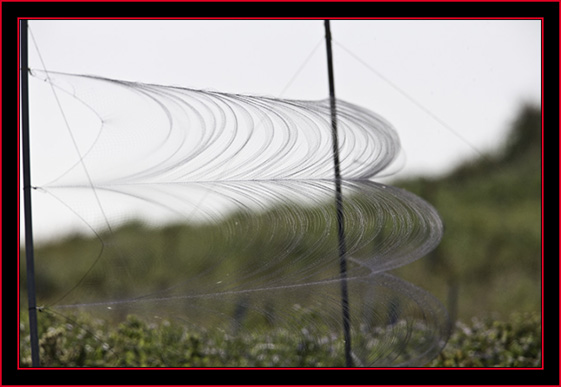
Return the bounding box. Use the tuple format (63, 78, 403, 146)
(20, 18, 41, 367)
(324, 20, 353, 367)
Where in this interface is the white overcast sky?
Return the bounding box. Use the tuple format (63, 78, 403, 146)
(21, 19, 542, 241)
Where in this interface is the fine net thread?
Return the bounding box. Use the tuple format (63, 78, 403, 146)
(27, 69, 450, 367)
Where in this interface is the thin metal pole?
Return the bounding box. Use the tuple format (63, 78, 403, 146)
(20, 18, 41, 367)
(324, 20, 353, 368)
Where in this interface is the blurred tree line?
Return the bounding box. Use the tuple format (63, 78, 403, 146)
(392, 103, 541, 322)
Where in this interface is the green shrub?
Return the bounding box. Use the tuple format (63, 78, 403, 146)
(20, 311, 541, 368)
(429, 312, 541, 367)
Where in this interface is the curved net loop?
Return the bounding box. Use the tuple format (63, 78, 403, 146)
(30, 70, 450, 367)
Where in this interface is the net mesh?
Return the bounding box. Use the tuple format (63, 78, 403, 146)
(26, 69, 449, 367)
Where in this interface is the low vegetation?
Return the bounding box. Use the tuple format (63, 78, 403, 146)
(19, 310, 541, 368)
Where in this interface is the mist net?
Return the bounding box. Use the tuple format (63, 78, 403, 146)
(26, 69, 449, 367)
